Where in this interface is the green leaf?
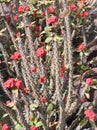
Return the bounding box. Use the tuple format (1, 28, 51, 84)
(6, 41, 11, 47)
(91, 86, 97, 89)
(80, 117, 88, 127)
(0, 28, 6, 35)
(54, 35, 62, 41)
(2, 113, 8, 118)
(89, 120, 96, 128)
(45, 37, 52, 43)
(46, 103, 53, 113)
(15, 124, 23, 130)
(12, 88, 18, 98)
(30, 104, 38, 110)
(29, 121, 34, 126)
(93, 79, 97, 83)
(85, 93, 90, 99)
(36, 121, 42, 127)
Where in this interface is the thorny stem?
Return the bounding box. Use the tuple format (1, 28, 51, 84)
(64, 1, 73, 112)
(17, 37, 40, 103)
(82, 26, 87, 45)
(0, 100, 18, 125)
(16, 102, 30, 129)
(37, 107, 50, 130)
(53, 41, 66, 130)
(0, 3, 18, 50)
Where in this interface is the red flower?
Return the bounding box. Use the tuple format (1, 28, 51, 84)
(86, 78, 93, 86)
(60, 66, 66, 73)
(38, 76, 46, 84)
(84, 109, 96, 121)
(18, 6, 25, 13)
(4, 78, 15, 88)
(40, 96, 47, 103)
(68, 4, 78, 11)
(34, 26, 40, 31)
(6, 100, 11, 106)
(6, 15, 11, 21)
(82, 11, 89, 17)
(36, 32, 40, 37)
(36, 48, 46, 57)
(25, 6, 30, 11)
(23, 88, 29, 94)
(81, 98, 87, 103)
(41, 11, 45, 16)
(13, 15, 18, 21)
(47, 16, 58, 24)
(31, 67, 36, 73)
(47, 6, 56, 14)
(0, 121, 3, 126)
(32, 10, 37, 17)
(30, 126, 38, 130)
(16, 32, 21, 37)
(2, 124, 9, 130)
(10, 52, 21, 61)
(15, 79, 23, 89)
(78, 43, 86, 52)
(59, 72, 64, 78)
(39, 42, 45, 46)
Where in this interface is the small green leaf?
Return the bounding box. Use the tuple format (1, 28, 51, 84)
(91, 86, 97, 89)
(15, 124, 23, 130)
(30, 104, 38, 110)
(85, 93, 90, 99)
(29, 121, 34, 126)
(45, 37, 52, 43)
(89, 120, 96, 128)
(6, 41, 11, 47)
(36, 121, 42, 127)
(46, 103, 53, 113)
(12, 88, 18, 98)
(80, 117, 88, 127)
(93, 79, 97, 83)
(2, 113, 8, 118)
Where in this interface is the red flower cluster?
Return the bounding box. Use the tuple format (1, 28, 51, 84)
(32, 10, 37, 17)
(23, 87, 29, 94)
(84, 109, 96, 121)
(76, 11, 89, 17)
(38, 76, 46, 84)
(4, 78, 15, 88)
(81, 98, 87, 103)
(30, 126, 38, 130)
(86, 78, 93, 86)
(31, 66, 36, 73)
(34, 26, 40, 32)
(13, 15, 18, 21)
(15, 79, 23, 89)
(47, 16, 58, 24)
(40, 96, 47, 103)
(10, 51, 21, 61)
(6, 100, 11, 106)
(68, 4, 78, 11)
(47, 6, 56, 14)
(6, 15, 11, 21)
(59, 66, 66, 78)
(4, 78, 23, 89)
(2, 124, 9, 130)
(36, 48, 46, 57)
(18, 5, 30, 13)
(39, 42, 45, 46)
(78, 43, 86, 52)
